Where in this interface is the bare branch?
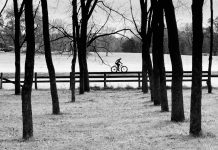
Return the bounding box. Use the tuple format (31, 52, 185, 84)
(0, 0, 8, 16)
(129, 0, 141, 35)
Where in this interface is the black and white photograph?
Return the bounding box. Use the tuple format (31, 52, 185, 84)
(0, 0, 218, 149)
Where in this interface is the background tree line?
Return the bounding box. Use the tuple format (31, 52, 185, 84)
(1, 8, 218, 55)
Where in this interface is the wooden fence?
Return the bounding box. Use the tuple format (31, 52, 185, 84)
(1, 71, 218, 89)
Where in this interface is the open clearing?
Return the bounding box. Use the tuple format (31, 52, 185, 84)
(0, 88, 217, 150)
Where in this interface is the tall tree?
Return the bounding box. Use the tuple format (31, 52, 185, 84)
(13, 0, 24, 95)
(151, 0, 161, 106)
(71, 0, 79, 102)
(139, 0, 154, 97)
(74, 0, 98, 94)
(41, 0, 60, 114)
(163, 0, 185, 121)
(207, 0, 213, 93)
(157, 0, 168, 111)
(22, 0, 35, 140)
(190, 0, 204, 136)
(129, 0, 154, 100)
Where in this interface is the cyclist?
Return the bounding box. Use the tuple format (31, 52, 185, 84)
(115, 58, 122, 71)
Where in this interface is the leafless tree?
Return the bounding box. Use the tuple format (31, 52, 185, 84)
(13, 0, 24, 95)
(190, 0, 204, 136)
(22, 0, 35, 140)
(41, 0, 60, 114)
(207, 0, 213, 93)
(163, 0, 185, 121)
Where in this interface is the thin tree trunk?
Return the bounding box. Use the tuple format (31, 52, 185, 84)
(163, 0, 185, 121)
(13, 0, 21, 95)
(190, 0, 204, 136)
(41, 0, 60, 114)
(146, 20, 155, 102)
(158, 1, 169, 112)
(83, 56, 90, 92)
(22, 0, 35, 140)
(71, 49, 77, 102)
(78, 41, 85, 94)
(71, 0, 78, 102)
(141, 0, 149, 94)
(207, 0, 213, 93)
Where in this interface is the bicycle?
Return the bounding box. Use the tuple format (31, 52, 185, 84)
(111, 63, 128, 72)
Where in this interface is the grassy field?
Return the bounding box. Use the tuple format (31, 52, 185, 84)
(0, 88, 217, 150)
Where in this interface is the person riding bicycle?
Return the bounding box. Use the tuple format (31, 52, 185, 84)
(115, 58, 122, 71)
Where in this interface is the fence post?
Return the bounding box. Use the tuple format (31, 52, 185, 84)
(35, 72, 38, 90)
(138, 72, 141, 88)
(104, 72, 107, 88)
(0, 72, 3, 89)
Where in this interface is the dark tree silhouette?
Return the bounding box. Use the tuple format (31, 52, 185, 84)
(22, 0, 35, 140)
(139, 0, 154, 97)
(157, 0, 168, 111)
(190, 0, 204, 136)
(13, 0, 24, 95)
(207, 0, 213, 93)
(151, 0, 161, 106)
(71, 0, 79, 102)
(41, 0, 60, 114)
(163, 0, 185, 121)
(73, 0, 98, 94)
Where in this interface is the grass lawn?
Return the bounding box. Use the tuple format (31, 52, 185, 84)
(0, 88, 217, 150)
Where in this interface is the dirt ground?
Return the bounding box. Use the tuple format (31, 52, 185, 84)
(0, 88, 217, 150)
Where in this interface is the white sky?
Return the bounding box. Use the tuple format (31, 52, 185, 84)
(46, 0, 218, 28)
(1, 0, 218, 29)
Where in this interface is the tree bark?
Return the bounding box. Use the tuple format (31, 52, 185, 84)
(22, 0, 35, 140)
(41, 0, 60, 114)
(190, 0, 204, 136)
(78, 9, 90, 94)
(13, 0, 21, 95)
(151, 0, 161, 106)
(71, 0, 78, 102)
(207, 0, 213, 93)
(146, 22, 155, 102)
(158, 1, 169, 112)
(163, 0, 185, 121)
(140, 0, 149, 94)
(78, 40, 85, 94)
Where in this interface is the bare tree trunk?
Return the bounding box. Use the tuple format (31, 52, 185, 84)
(71, 0, 78, 102)
(190, 0, 204, 136)
(71, 49, 77, 102)
(41, 0, 60, 114)
(158, 1, 169, 112)
(22, 0, 35, 140)
(163, 0, 185, 121)
(140, 0, 149, 93)
(83, 56, 90, 92)
(13, 0, 21, 95)
(78, 17, 89, 94)
(78, 41, 85, 94)
(151, 0, 161, 106)
(207, 0, 213, 93)
(146, 23, 155, 102)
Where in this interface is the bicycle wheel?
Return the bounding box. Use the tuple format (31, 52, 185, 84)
(111, 66, 117, 72)
(121, 66, 128, 72)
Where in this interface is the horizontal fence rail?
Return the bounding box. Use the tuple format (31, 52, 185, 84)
(1, 71, 218, 89)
